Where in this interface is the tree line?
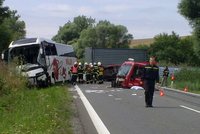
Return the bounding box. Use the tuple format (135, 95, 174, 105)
(134, 32, 200, 66)
(0, 0, 26, 52)
(52, 16, 133, 60)
(1, 0, 200, 66)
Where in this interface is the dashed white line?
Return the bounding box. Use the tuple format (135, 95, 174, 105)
(132, 94, 137, 96)
(75, 85, 110, 134)
(180, 105, 200, 114)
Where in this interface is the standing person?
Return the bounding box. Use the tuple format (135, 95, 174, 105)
(161, 66, 169, 87)
(89, 63, 94, 84)
(70, 62, 78, 85)
(84, 62, 90, 84)
(142, 57, 159, 108)
(78, 62, 84, 83)
(97, 62, 104, 84)
(93, 62, 98, 83)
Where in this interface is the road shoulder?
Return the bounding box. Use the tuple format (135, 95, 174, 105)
(69, 86, 98, 134)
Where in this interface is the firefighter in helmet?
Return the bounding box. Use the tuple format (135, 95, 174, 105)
(97, 62, 104, 84)
(84, 62, 90, 84)
(78, 62, 84, 83)
(93, 62, 98, 83)
(70, 62, 78, 85)
(89, 63, 94, 84)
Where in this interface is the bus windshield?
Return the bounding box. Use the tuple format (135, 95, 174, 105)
(10, 44, 40, 65)
(117, 64, 132, 76)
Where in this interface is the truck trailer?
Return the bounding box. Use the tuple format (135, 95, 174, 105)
(84, 47, 147, 66)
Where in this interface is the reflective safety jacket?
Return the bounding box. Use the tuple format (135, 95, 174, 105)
(93, 65, 99, 73)
(98, 66, 104, 76)
(71, 66, 78, 74)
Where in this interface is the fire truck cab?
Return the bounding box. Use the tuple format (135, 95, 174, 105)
(112, 58, 148, 88)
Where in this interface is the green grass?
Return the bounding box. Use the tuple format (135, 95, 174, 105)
(0, 85, 73, 134)
(168, 68, 200, 94)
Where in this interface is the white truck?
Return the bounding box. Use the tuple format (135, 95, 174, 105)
(1, 37, 77, 87)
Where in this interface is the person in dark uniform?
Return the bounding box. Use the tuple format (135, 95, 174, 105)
(93, 62, 99, 83)
(78, 62, 84, 83)
(142, 57, 159, 108)
(84, 62, 91, 84)
(97, 62, 104, 84)
(161, 66, 169, 87)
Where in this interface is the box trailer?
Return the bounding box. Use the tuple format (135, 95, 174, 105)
(85, 47, 147, 66)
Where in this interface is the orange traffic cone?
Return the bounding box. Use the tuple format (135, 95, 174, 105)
(159, 89, 164, 96)
(184, 86, 188, 92)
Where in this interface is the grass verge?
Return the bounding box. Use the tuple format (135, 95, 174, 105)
(0, 85, 73, 134)
(167, 68, 200, 94)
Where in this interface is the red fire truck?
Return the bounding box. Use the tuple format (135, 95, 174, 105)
(112, 58, 148, 88)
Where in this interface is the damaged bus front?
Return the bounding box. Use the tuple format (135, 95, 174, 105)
(1, 38, 76, 87)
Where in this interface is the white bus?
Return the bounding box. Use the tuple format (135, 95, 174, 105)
(1, 37, 77, 86)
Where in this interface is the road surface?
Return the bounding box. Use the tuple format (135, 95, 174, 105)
(71, 82, 200, 134)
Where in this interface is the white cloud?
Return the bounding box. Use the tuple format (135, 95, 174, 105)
(104, 5, 133, 13)
(37, 4, 72, 12)
(78, 6, 96, 16)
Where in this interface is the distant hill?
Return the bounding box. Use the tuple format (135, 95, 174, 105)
(129, 36, 190, 48)
(130, 38, 154, 48)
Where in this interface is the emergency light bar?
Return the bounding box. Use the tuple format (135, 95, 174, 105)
(128, 58, 134, 61)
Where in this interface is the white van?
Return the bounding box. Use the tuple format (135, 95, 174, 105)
(1, 37, 77, 86)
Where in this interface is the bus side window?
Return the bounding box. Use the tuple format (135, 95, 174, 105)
(45, 43, 57, 56)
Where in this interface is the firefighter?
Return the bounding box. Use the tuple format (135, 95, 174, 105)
(84, 62, 90, 84)
(78, 62, 84, 83)
(70, 62, 78, 85)
(161, 66, 169, 87)
(141, 57, 159, 108)
(97, 62, 104, 84)
(93, 62, 99, 83)
(89, 63, 94, 84)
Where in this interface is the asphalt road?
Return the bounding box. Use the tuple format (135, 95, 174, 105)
(71, 82, 200, 134)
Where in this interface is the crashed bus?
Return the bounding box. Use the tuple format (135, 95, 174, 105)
(1, 38, 77, 86)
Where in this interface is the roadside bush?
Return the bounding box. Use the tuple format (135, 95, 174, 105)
(0, 61, 27, 96)
(174, 68, 200, 91)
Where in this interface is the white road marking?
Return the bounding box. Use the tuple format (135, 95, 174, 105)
(108, 94, 113, 97)
(75, 85, 110, 134)
(180, 105, 200, 114)
(132, 94, 137, 96)
(115, 98, 122, 100)
(85, 90, 106, 94)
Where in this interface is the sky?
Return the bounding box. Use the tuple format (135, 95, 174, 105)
(4, 0, 192, 39)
